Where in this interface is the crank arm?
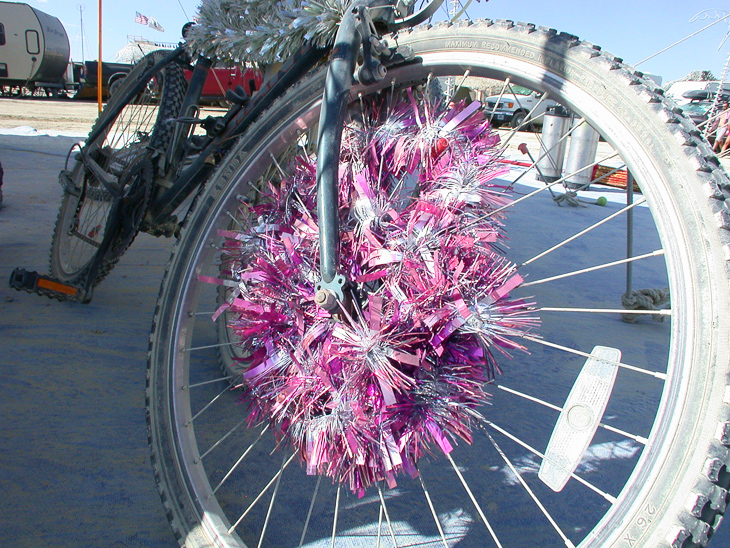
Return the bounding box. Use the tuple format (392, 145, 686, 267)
(78, 147, 121, 196)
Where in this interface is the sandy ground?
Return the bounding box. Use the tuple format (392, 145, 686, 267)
(0, 98, 227, 135)
(0, 98, 102, 134)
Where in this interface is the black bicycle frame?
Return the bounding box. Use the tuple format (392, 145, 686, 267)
(78, 0, 443, 300)
(146, 44, 328, 224)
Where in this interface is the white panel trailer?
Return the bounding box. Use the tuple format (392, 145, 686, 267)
(0, 1, 70, 95)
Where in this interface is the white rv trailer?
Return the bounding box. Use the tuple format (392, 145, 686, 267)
(0, 1, 70, 94)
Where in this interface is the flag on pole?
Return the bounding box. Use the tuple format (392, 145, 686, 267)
(148, 17, 165, 32)
(134, 12, 149, 25)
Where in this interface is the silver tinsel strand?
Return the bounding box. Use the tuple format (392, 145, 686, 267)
(189, 0, 348, 65)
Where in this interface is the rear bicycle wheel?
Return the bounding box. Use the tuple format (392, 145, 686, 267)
(50, 50, 187, 285)
(148, 21, 730, 548)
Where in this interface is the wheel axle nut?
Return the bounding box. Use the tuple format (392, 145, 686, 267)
(315, 288, 337, 310)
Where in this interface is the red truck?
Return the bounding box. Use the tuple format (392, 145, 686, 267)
(185, 65, 263, 106)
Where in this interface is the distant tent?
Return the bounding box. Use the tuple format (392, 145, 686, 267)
(114, 39, 175, 63)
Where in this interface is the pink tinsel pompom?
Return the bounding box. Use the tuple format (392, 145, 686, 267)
(209, 95, 539, 494)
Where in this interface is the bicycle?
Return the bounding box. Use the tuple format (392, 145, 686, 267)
(11, 0, 730, 546)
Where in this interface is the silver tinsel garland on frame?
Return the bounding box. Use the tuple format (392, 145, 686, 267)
(189, 0, 349, 65)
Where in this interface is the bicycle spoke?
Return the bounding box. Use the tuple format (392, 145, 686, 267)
(298, 475, 322, 548)
(521, 335, 667, 379)
(418, 474, 449, 548)
(112, 105, 150, 150)
(600, 423, 649, 445)
(376, 483, 399, 548)
(499, 91, 555, 148)
(197, 418, 246, 462)
(257, 453, 287, 548)
(487, 77, 511, 124)
(445, 452, 503, 548)
(227, 451, 297, 533)
(331, 483, 341, 548)
(446, 70, 471, 104)
(212, 427, 268, 495)
(486, 431, 575, 548)
(520, 249, 665, 288)
(377, 504, 384, 548)
(496, 385, 649, 445)
(538, 307, 671, 317)
(484, 421, 618, 504)
(122, 107, 153, 148)
(520, 198, 647, 267)
(491, 151, 620, 217)
(183, 375, 235, 389)
(184, 384, 232, 426)
(497, 384, 561, 412)
(226, 210, 246, 229)
(184, 340, 241, 352)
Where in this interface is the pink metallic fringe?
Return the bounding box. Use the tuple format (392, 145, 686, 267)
(208, 95, 539, 495)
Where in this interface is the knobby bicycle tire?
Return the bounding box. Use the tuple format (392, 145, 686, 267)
(50, 50, 187, 287)
(148, 21, 730, 548)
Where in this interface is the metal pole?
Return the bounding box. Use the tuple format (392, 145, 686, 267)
(97, 0, 102, 112)
(77, 5, 85, 62)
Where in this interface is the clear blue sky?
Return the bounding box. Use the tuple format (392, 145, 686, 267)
(22, 0, 730, 84)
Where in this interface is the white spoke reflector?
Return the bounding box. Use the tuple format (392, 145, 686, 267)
(539, 345, 620, 492)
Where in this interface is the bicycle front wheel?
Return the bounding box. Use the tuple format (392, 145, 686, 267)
(50, 50, 186, 285)
(148, 21, 730, 548)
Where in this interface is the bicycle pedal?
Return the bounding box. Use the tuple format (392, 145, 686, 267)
(8, 268, 88, 303)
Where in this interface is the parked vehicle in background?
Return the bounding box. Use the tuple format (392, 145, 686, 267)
(73, 60, 133, 100)
(484, 85, 560, 129)
(665, 80, 730, 107)
(183, 64, 263, 106)
(678, 89, 730, 131)
(0, 1, 69, 96)
(682, 99, 712, 126)
(0, 6, 261, 104)
(0, 1, 133, 99)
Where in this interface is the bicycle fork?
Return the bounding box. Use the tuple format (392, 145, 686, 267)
(314, 0, 391, 312)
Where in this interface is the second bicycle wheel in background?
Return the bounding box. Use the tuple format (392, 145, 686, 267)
(50, 50, 186, 286)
